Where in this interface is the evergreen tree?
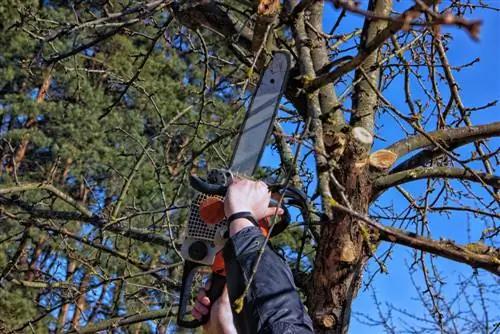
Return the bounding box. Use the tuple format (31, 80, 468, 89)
(0, 1, 498, 333)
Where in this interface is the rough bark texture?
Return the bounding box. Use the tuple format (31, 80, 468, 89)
(308, 1, 393, 332)
(351, 0, 392, 134)
(308, 130, 373, 334)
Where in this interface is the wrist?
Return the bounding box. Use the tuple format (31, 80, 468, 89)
(228, 217, 254, 237)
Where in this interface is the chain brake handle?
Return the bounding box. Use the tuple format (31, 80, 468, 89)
(177, 260, 226, 328)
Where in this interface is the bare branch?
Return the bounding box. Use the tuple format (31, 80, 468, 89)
(386, 121, 500, 162)
(305, 0, 481, 92)
(329, 0, 481, 39)
(0, 183, 93, 217)
(373, 166, 499, 191)
(326, 198, 500, 276)
(68, 308, 173, 333)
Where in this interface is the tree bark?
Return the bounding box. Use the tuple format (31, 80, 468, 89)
(26, 235, 48, 281)
(6, 70, 52, 174)
(307, 1, 393, 331)
(57, 259, 77, 332)
(309, 129, 373, 333)
(350, 0, 392, 134)
(71, 272, 89, 328)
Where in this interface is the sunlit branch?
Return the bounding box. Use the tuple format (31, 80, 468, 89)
(387, 121, 500, 162)
(306, 0, 481, 92)
(373, 166, 499, 192)
(0, 183, 93, 217)
(327, 199, 500, 276)
(69, 308, 173, 334)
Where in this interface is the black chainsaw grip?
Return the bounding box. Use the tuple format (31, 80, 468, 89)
(177, 260, 226, 328)
(201, 273, 226, 323)
(177, 260, 200, 328)
(268, 198, 291, 236)
(190, 175, 228, 196)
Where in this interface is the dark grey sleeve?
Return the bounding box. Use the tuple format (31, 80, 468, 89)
(222, 226, 314, 334)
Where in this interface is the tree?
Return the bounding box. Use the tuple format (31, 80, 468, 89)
(0, 0, 498, 333)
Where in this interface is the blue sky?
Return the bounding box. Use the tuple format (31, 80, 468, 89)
(338, 4, 499, 333)
(263, 2, 498, 333)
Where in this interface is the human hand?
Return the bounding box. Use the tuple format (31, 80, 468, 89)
(192, 281, 236, 334)
(224, 178, 283, 221)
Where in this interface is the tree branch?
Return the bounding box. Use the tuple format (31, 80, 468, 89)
(377, 227, 500, 276)
(350, 0, 392, 136)
(173, 1, 253, 51)
(306, 0, 438, 92)
(326, 198, 500, 276)
(68, 308, 173, 333)
(307, 0, 344, 128)
(373, 166, 499, 191)
(386, 121, 500, 164)
(0, 184, 175, 247)
(0, 183, 92, 217)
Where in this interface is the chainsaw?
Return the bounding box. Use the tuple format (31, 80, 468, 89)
(177, 50, 308, 328)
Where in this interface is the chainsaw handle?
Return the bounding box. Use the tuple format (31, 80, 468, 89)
(190, 175, 227, 196)
(268, 198, 291, 236)
(177, 260, 226, 328)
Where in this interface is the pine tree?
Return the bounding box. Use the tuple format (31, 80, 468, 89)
(1, 1, 498, 333)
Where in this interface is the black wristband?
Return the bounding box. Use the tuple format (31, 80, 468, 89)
(227, 212, 258, 227)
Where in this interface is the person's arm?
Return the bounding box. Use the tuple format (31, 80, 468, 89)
(222, 179, 314, 334)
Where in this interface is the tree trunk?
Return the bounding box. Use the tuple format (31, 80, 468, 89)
(308, 130, 374, 334)
(307, 0, 391, 331)
(88, 282, 109, 322)
(6, 69, 52, 174)
(60, 157, 73, 185)
(26, 235, 48, 281)
(71, 272, 89, 328)
(58, 259, 77, 332)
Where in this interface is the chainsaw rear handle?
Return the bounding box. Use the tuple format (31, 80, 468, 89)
(177, 261, 226, 328)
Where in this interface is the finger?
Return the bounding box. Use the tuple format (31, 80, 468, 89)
(264, 207, 284, 218)
(194, 300, 209, 315)
(191, 307, 202, 320)
(235, 176, 248, 184)
(196, 289, 210, 306)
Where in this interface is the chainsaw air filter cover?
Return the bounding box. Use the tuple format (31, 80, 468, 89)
(180, 192, 228, 266)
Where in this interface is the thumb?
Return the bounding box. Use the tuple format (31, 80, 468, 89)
(264, 206, 284, 218)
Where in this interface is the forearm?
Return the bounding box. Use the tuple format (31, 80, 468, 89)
(223, 226, 314, 334)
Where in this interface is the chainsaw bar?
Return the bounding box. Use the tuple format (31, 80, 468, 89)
(230, 50, 292, 175)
